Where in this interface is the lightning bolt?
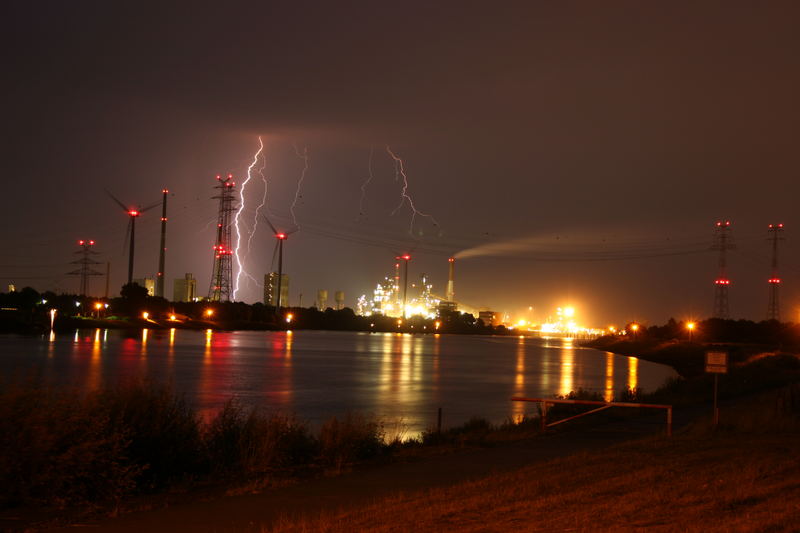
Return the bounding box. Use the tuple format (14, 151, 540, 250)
(290, 144, 309, 227)
(386, 145, 439, 234)
(246, 150, 268, 256)
(358, 145, 374, 220)
(233, 136, 264, 300)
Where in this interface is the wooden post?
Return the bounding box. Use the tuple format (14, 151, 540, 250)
(437, 407, 442, 434)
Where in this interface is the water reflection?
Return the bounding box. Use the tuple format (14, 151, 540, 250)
(88, 328, 102, 390)
(9, 330, 677, 437)
(512, 336, 526, 421)
(558, 338, 575, 396)
(628, 356, 638, 392)
(604, 352, 615, 402)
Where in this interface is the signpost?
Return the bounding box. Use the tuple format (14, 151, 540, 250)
(705, 351, 728, 427)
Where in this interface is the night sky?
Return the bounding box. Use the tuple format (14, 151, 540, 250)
(3, 1, 800, 326)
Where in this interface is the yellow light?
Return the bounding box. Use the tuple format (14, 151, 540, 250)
(687, 322, 696, 331)
(517, 319, 527, 327)
(94, 302, 102, 310)
(631, 323, 639, 332)
(563, 307, 575, 318)
(142, 311, 149, 320)
(286, 313, 294, 323)
(205, 309, 214, 317)
(169, 314, 177, 321)
(609, 326, 616, 333)
(434, 320, 441, 330)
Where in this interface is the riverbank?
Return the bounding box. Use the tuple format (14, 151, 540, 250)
(29, 380, 800, 533)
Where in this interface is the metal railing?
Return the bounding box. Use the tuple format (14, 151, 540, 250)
(511, 397, 673, 437)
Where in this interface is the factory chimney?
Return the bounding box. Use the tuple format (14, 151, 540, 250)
(446, 257, 455, 302)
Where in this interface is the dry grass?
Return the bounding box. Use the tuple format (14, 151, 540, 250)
(269, 429, 800, 533)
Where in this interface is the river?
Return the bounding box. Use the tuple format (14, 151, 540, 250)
(0, 329, 676, 435)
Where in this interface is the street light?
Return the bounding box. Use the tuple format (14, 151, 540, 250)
(687, 321, 696, 342)
(630, 323, 639, 338)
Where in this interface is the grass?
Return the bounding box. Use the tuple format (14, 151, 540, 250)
(268, 386, 800, 533)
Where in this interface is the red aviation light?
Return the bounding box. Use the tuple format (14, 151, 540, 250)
(78, 240, 85, 246)
(89, 240, 95, 245)
(769, 278, 782, 284)
(161, 217, 168, 221)
(276, 233, 287, 240)
(162, 188, 169, 194)
(128, 209, 139, 217)
(448, 257, 455, 263)
(715, 279, 730, 285)
(401, 254, 411, 261)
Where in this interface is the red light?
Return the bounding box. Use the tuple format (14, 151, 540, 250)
(402, 254, 411, 260)
(129, 210, 139, 217)
(448, 257, 455, 262)
(277, 233, 287, 240)
(161, 217, 167, 221)
(89, 240, 95, 245)
(715, 279, 730, 285)
(769, 278, 781, 284)
(162, 189, 169, 193)
(78, 240, 84, 245)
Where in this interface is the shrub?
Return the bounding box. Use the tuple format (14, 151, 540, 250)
(0, 386, 138, 508)
(98, 383, 204, 490)
(318, 414, 386, 470)
(205, 401, 315, 476)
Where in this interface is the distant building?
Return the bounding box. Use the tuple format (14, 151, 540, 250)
(133, 278, 155, 296)
(437, 300, 458, 314)
(334, 290, 345, 310)
(316, 289, 328, 310)
(7, 284, 15, 293)
(264, 272, 289, 306)
(173, 273, 197, 302)
(478, 310, 498, 326)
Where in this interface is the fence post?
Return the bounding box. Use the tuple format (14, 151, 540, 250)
(667, 406, 672, 437)
(540, 401, 547, 432)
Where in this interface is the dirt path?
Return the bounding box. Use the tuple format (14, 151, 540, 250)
(50, 413, 677, 533)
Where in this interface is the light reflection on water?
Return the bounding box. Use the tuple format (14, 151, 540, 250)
(2, 330, 676, 436)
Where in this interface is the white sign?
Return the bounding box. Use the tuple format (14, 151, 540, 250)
(705, 351, 728, 374)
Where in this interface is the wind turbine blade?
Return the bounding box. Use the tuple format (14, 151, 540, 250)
(262, 215, 278, 235)
(106, 190, 129, 212)
(141, 200, 162, 213)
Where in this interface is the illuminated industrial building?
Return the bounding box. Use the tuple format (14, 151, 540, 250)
(264, 272, 289, 306)
(173, 273, 197, 302)
(132, 277, 156, 296)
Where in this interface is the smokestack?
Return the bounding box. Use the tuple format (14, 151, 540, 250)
(446, 257, 455, 302)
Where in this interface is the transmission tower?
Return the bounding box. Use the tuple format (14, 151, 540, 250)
(767, 223, 785, 321)
(67, 240, 104, 296)
(208, 174, 237, 301)
(711, 220, 735, 318)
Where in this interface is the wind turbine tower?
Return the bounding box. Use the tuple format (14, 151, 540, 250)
(156, 188, 169, 298)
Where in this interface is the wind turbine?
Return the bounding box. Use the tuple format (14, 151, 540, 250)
(263, 215, 298, 309)
(107, 191, 160, 285)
